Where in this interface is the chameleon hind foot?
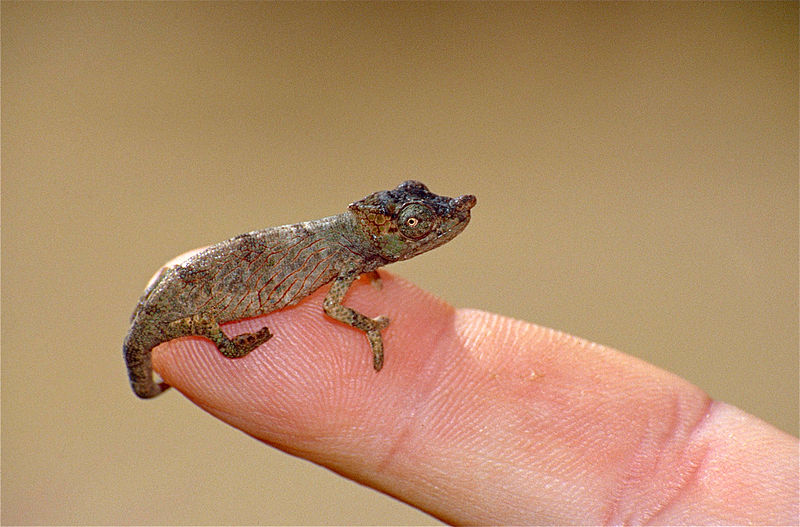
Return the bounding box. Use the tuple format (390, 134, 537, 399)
(224, 326, 273, 358)
(168, 314, 273, 359)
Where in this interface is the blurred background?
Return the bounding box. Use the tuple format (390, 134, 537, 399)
(3, 3, 796, 525)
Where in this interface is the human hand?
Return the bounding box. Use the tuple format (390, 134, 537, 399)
(152, 272, 798, 525)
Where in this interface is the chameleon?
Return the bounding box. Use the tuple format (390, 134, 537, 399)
(124, 180, 476, 398)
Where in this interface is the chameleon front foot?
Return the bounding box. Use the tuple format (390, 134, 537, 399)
(368, 315, 389, 371)
(367, 330, 384, 371)
(323, 270, 393, 371)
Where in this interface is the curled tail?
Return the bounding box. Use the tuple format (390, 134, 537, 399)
(125, 267, 171, 398)
(124, 326, 170, 399)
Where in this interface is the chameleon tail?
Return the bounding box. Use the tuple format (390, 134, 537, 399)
(124, 338, 170, 399)
(125, 268, 171, 398)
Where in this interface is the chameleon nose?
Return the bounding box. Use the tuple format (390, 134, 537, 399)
(456, 194, 477, 211)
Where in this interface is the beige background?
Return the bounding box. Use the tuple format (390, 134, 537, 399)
(2, 3, 797, 525)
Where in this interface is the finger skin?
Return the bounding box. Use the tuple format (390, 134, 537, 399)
(152, 272, 799, 525)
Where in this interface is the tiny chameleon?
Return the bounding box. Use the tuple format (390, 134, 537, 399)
(124, 181, 476, 398)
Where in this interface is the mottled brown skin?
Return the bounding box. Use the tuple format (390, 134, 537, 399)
(124, 181, 476, 398)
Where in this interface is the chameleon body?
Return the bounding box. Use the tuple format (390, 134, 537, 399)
(124, 181, 476, 398)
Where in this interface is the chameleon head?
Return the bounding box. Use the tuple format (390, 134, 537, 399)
(349, 180, 477, 262)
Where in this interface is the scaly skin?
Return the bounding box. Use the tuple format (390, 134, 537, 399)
(124, 181, 476, 398)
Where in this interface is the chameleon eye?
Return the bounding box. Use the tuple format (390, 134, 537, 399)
(398, 203, 435, 239)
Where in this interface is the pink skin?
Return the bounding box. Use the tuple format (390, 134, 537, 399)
(153, 272, 798, 525)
